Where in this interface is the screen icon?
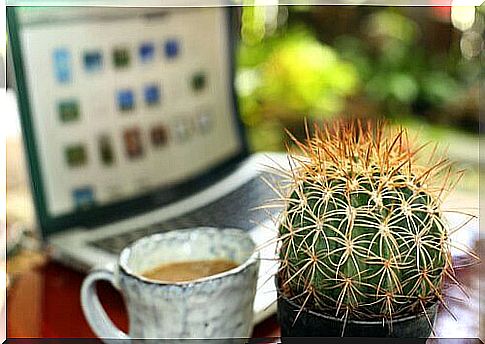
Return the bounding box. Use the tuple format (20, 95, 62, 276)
(113, 47, 130, 68)
(83, 50, 103, 72)
(98, 135, 115, 166)
(73, 186, 95, 209)
(191, 72, 207, 92)
(150, 125, 168, 147)
(53, 48, 72, 84)
(139, 42, 155, 63)
(65, 144, 87, 168)
(117, 89, 135, 112)
(123, 128, 143, 159)
(172, 118, 192, 143)
(164, 39, 180, 59)
(144, 84, 161, 106)
(196, 111, 213, 134)
(58, 100, 80, 123)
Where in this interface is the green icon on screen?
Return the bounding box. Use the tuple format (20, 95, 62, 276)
(58, 100, 80, 123)
(99, 135, 115, 166)
(113, 47, 130, 68)
(191, 72, 207, 92)
(65, 144, 87, 168)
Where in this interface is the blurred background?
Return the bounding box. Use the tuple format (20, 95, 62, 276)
(237, 6, 482, 142)
(235, 4, 483, 193)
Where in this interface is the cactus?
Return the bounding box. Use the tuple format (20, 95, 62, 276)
(275, 120, 465, 324)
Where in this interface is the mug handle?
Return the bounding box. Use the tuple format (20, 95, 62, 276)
(81, 265, 130, 341)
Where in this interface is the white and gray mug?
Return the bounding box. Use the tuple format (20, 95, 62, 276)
(81, 227, 260, 341)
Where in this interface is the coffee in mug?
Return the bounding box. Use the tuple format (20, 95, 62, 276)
(141, 259, 239, 282)
(81, 227, 259, 341)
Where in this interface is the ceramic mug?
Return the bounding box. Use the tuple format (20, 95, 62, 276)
(81, 227, 260, 341)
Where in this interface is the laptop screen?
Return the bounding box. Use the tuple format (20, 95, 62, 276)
(9, 7, 246, 231)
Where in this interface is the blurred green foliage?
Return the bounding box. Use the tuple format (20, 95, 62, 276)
(237, 23, 359, 150)
(236, 6, 482, 152)
(334, 10, 464, 118)
(238, 29, 358, 120)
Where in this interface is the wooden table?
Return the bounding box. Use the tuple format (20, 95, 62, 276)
(6, 256, 481, 341)
(7, 260, 280, 339)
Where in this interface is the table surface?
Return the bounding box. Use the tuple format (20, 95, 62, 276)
(7, 255, 481, 341)
(7, 260, 281, 339)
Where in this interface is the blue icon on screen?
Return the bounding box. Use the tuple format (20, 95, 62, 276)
(164, 39, 179, 59)
(144, 84, 160, 105)
(83, 51, 103, 72)
(139, 42, 155, 63)
(73, 186, 95, 209)
(117, 89, 135, 111)
(53, 48, 72, 83)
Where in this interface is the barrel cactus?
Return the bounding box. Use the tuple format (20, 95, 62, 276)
(275, 120, 463, 325)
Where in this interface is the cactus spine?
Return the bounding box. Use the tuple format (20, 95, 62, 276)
(276, 121, 460, 323)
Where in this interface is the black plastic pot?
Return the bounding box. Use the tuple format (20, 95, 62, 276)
(277, 291, 438, 338)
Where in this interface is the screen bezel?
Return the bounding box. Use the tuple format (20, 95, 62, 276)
(7, 6, 249, 237)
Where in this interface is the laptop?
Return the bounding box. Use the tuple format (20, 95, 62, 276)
(7, 6, 288, 324)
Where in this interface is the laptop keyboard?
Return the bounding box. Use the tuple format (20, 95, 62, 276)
(89, 173, 283, 254)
